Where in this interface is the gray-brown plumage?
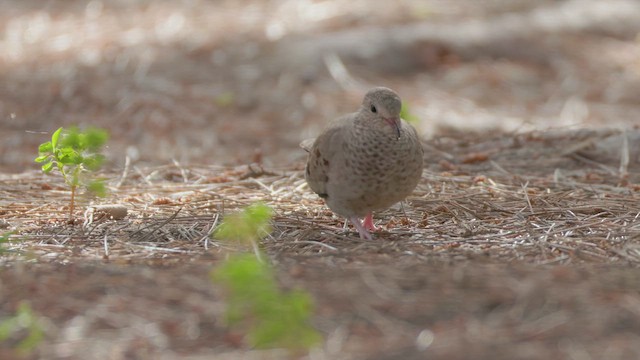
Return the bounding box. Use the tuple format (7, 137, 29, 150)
(301, 87, 423, 239)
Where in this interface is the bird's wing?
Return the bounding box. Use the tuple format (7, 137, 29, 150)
(299, 138, 315, 152)
(304, 122, 347, 198)
(401, 119, 420, 137)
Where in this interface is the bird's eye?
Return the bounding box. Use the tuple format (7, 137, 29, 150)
(370, 105, 377, 113)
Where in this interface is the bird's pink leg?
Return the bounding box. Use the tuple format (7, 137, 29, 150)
(362, 213, 377, 231)
(349, 217, 373, 240)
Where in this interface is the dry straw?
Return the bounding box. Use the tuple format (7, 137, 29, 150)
(1, 130, 639, 265)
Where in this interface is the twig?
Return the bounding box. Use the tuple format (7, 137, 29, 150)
(129, 208, 182, 242)
(103, 232, 109, 258)
(116, 155, 131, 188)
(323, 52, 363, 91)
(294, 240, 338, 252)
(200, 214, 220, 250)
(619, 129, 629, 180)
(173, 158, 189, 183)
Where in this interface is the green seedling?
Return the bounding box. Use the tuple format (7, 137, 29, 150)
(212, 254, 321, 350)
(215, 202, 273, 258)
(215, 203, 273, 244)
(0, 302, 44, 356)
(35, 126, 109, 221)
(212, 203, 322, 351)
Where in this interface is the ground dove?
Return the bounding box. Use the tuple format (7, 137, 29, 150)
(301, 87, 424, 239)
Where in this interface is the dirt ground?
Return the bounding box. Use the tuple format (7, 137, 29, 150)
(2, 1, 640, 359)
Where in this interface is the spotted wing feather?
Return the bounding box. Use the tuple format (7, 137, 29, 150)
(303, 125, 345, 199)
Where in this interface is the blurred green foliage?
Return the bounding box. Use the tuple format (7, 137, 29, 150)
(400, 102, 419, 124)
(214, 203, 273, 245)
(212, 254, 321, 350)
(212, 203, 322, 351)
(0, 232, 11, 255)
(214, 91, 235, 107)
(0, 302, 44, 355)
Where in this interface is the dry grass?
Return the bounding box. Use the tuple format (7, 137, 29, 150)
(1, 129, 640, 359)
(2, 129, 639, 266)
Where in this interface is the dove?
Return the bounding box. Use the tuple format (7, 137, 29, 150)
(301, 87, 423, 239)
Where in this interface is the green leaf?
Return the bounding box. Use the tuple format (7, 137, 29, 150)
(214, 203, 273, 244)
(83, 154, 105, 171)
(37, 142, 53, 154)
(51, 127, 63, 151)
(60, 127, 81, 150)
(251, 290, 319, 349)
(34, 126, 110, 220)
(57, 148, 81, 165)
(213, 254, 275, 293)
(41, 162, 54, 173)
(34, 155, 49, 163)
(84, 128, 109, 151)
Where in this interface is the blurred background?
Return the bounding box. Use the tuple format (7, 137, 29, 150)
(1, 0, 639, 173)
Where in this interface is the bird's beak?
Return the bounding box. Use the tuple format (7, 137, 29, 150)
(385, 117, 401, 139)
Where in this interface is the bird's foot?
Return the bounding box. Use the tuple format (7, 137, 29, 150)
(362, 213, 377, 232)
(349, 217, 373, 240)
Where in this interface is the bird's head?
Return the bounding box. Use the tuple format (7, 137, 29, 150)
(360, 87, 402, 138)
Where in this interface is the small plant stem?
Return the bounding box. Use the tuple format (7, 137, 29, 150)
(251, 240, 263, 263)
(69, 185, 76, 221)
